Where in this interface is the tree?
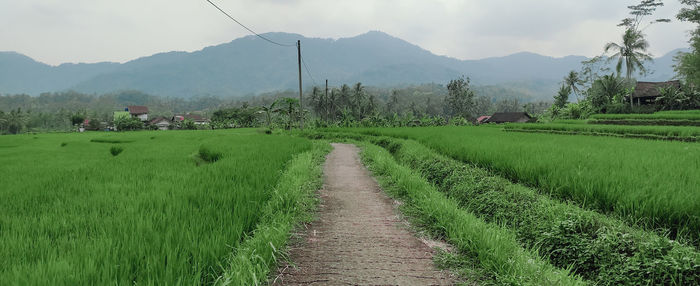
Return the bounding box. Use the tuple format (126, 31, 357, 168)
(656, 85, 689, 110)
(587, 74, 627, 112)
(352, 82, 366, 120)
(675, 0, 700, 87)
(181, 119, 197, 130)
(604, 28, 653, 106)
(114, 116, 143, 131)
(445, 76, 475, 120)
(257, 101, 276, 129)
(554, 84, 571, 109)
(564, 71, 583, 101)
(5, 108, 28, 134)
(273, 97, 300, 130)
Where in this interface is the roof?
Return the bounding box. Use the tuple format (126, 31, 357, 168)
(476, 116, 491, 123)
(631, 81, 681, 98)
(148, 117, 170, 125)
(486, 112, 532, 123)
(127, 106, 149, 115)
(174, 114, 208, 122)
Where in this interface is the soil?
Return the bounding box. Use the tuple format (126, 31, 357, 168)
(274, 143, 454, 285)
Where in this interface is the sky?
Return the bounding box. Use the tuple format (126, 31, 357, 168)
(0, 0, 695, 66)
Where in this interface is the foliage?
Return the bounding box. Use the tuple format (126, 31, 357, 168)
(211, 104, 258, 128)
(587, 74, 628, 112)
(553, 84, 571, 109)
(357, 141, 584, 285)
(181, 119, 197, 130)
(114, 116, 144, 131)
(70, 113, 85, 126)
(675, 0, 700, 87)
(109, 146, 124, 156)
(504, 122, 700, 142)
(0, 108, 28, 134)
(444, 76, 475, 120)
(374, 136, 699, 285)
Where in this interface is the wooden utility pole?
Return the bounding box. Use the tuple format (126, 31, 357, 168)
(297, 40, 304, 130)
(325, 79, 328, 121)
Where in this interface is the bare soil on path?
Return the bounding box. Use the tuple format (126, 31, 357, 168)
(274, 143, 454, 285)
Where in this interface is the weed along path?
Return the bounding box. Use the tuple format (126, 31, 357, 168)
(275, 143, 453, 285)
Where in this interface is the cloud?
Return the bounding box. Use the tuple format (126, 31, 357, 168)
(0, 0, 694, 65)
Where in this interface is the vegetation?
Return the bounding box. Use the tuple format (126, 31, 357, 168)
(0, 130, 315, 284)
(504, 122, 700, 141)
(373, 136, 699, 285)
(357, 141, 584, 285)
(331, 126, 700, 245)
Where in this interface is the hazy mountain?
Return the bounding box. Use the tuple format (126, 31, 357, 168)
(0, 31, 687, 101)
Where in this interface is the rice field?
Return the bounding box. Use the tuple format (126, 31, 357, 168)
(328, 126, 700, 245)
(504, 122, 700, 141)
(0, 130, 314, 285)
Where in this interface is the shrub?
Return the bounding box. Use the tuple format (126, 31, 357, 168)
(109, 146, 123, 156)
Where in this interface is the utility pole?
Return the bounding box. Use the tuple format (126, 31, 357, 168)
(297, 40, 304, 130)
(325, 79, 328, 121)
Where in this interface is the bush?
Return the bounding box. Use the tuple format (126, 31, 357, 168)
(109, 146, 123, 156)
(198, 145, 222, 163)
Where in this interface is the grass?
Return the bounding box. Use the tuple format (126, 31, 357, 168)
(373, 136, 699, 285)
(357, 141, 584, 285)
(215, 141, 331, 285)
(588, 112, 700, 126)
(323, 126, 700, 246)
(503, 123, 700, 142)
(0, 129, 314, 285)
(590, 113, 700, 120)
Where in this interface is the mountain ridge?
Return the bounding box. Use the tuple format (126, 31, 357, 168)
(0, 31, 688, 101)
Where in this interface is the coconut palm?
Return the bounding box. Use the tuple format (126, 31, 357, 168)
(563, 71, 583, 102)
(604, 28, 654, 106)
(352, 82, 366, 120)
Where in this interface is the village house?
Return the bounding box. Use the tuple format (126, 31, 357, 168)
(629, 80, 681, 105)
(484, 112, 535, 124)
(476, 115, 491, 124)
(148, 117, 171, 130)
(173, 113, 210, 125)
(127, 106, 149, 121)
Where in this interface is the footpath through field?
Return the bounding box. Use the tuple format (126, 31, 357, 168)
(275, 143, 453, 285)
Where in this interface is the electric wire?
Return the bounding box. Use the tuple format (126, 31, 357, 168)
(300, 54, 318, 86)
(204, 0, 296, 47)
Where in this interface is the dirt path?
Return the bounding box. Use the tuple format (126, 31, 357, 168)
(274, 143, 453, 285)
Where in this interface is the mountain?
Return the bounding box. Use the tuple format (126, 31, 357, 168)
(0, 31, 687, 101)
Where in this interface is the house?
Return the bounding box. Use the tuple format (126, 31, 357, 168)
(173, 113, 210, 125)
(149, 117, 171, 130)
(630, 80, 681, 105)
(476, 115, 491, 124)
(127, 106, 149, 121)
(485, 112, 535, 124)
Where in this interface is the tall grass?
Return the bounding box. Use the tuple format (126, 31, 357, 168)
(332, 126, 700, 245)
(358, 142, 584, 285)
(0, 130, 312, 284)
(379, 137, 699, 285)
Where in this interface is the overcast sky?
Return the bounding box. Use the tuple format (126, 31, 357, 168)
(0, 0, 695, 66)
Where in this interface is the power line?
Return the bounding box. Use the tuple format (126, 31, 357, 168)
(204, 0, 296, 47)
(300, 54, 318, 86)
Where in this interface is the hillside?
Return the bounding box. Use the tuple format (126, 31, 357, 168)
(0, 31, 686, 101)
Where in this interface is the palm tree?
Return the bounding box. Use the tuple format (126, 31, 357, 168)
(352, 82, 366, 120)
(563, 71, 583, 102)
(604, 28, 653, 107)
(5, 108, 28, 134)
